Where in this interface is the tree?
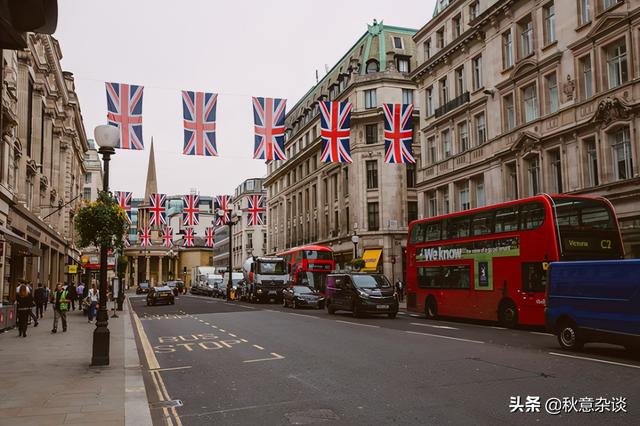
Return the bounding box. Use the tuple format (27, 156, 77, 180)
(74, 191, 129, 251)
(351, 258, 366, 271)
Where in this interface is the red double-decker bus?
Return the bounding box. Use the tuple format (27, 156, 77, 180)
(278, 245, 335, 293)
(406, 195, 624, 327)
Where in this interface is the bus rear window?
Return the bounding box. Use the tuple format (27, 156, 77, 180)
(303, 250, 333, 260)
(409, 222, 441, 243)
(553, 198, 616, 231)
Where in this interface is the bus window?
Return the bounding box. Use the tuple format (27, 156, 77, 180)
(495, 207, 519, 233)
(445, 216, 470, 239)
(303, 250, 333, 260)
(520, 202, 545, 230)
(425, 221, 442, 241)
(471, 211, 494, 236)
(409, 223, 425, 243)
(417, 265, 471, 289)
(521, 263, 547, 293)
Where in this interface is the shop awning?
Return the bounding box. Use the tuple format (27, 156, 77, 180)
(360, 249, 382, 272)
(0, 226, 41, 256)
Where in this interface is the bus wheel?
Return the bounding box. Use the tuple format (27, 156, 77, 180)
(557, 319, 583, 351)
(425, 297, 438, 320)
(498, 300, 518, 328)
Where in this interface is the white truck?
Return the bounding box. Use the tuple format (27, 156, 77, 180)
(190, 266, 217, 295)
(242, 256, 289, 303)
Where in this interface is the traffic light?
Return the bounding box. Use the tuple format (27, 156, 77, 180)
(0, 0, 58, 49)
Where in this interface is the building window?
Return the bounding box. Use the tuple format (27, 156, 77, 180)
(439, 77, 448, 105)
(367, 202, 380, 231)
(365, 124, 378, 145)
(469, 1, 479, 20)
(546, 72, 559, 113)
(611, 127, 633, 180)
(442, 130, 452, 158)
(436, 27, 445, 49)
(397, 57, 410, 73)
(402, 89, 413, 105)
(459, 182, 470, 211)
(442, 187, 450, 214)
(527, 156, 541, 196)
(393, 36, 403, 49)
(27, 78, 33, 158)
(580, 0, 591, 25)
(427, 137, 437, 164)
(580, 55, 593, 99)
(475, 113, 486, 145)
(366, 160, 378, 189)
(502, 30, 513, 69)
(426, 86, 434, 116)
(584, 137, 599, 187)
(453, 14, 462, 38)
(506, 162, 518, 200)
(458, 121, 469, 152)
(406, 163, 416, 188)
(475, 178, 486, 207)
(606, 39, 628, 89)
(519, 16, 533, 59)
(472, 55, 482, 90)
(522, 83, 538, 123)
(364, 89, 377, 109)
(424, 39, 431, 59)
(455, 66, 464, 97)
(543, 3, 556, 45)
(503, 94, 515, 131)
(408, 201, 418, 223)
(549, 149, 563, 193)
(83, 188, 92, 200)
(602, 0, 620, 11)
(84, 173, 92, 184)
(427, 191, 437, 217)
(333, 175, 338, 201)
(366, 60, 379, 74)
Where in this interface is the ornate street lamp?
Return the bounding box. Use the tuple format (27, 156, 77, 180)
(217, 208, 240, 301)
(91, 124, 119, 366)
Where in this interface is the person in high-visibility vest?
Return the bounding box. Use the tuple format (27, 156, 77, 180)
(51, 283, 69, 333)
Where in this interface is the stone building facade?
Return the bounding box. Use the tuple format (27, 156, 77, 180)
(1, 34, 88, 302)
(82, 139, 103, 202)
(411, 0, 640, 257)
(264, 21, 419, 281)
(231, 178, 267, 269)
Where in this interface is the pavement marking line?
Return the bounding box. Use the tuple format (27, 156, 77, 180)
(243, 352, 285, 363)
(132, 311, 160, 370)
(219, 329, 226, 332)
(405, 330, 485, 344)
(228, 333, 238, 337)
(240, 338, 248, 342)
(489, 326, 507, 330)
(204, 322, 210, 325)
(410, 314, 423, 318)
(236, 304, 256, 309)
(287, 312, 320, 319)
(549, 352, 640, 370)
(253, 344, 265, 350)
(149, 367, 164, 401)
(211, 325, 218, 328)
(530, 331, 552, 336)
(410, 322, 459, 330)
(150, 366, 193, 372)
(335, 320, 380, 328)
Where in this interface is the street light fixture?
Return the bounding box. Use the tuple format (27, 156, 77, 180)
(218, 208, 240, 301)
(351, 234, 360, 259)
(91, 124, 119, 366)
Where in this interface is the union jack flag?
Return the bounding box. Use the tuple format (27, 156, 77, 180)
(214, 195, 231, 226)
(105, 82, 144, 150)
(139, 226, 152, 247)
(161, 226, 173, 248)
(148, 193, 167, 227)
(114, 191, 132, 223)
(383, 104, 415, 164)
(204, 227, 214, 248)
(319, 101, 352, 163)
(252, 97, 287, 161)
(182, 193, 200, 226)
(247, 194, 266, 226)
(182, 227, 195, 247)
(182, 90, 218, 156)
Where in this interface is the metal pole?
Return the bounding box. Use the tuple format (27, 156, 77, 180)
(91, 146, 114, 366)
(226, 221, 232, 301)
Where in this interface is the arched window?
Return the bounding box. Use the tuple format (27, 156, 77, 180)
(366, 60, 379, 74)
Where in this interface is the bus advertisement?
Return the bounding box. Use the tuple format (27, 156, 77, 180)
(278, 245, 335, 293)
(405, 195, 624, 327)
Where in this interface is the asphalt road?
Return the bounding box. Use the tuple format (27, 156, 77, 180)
(129, 293, 639, 426)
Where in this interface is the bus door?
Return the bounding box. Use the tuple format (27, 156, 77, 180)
(520, 262, 547, 311)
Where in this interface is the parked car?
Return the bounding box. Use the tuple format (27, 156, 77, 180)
(165, 280, 184, 296)
(546, 260, 640, 353)
(136, 281, 150, 295)
(221, 272, 244, 299)
(147, 286, 175, 306)
(206, 274, 224, 297)
(283, 285, 325, 309)
(325, 273, 398, 318)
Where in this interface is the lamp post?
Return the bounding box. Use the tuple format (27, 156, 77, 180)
(351, 234, 360, 260)
(218, 209, 240, 301)
(91, 124, 119, 366)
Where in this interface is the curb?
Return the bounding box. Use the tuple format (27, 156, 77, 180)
(124, 297, 153, 426)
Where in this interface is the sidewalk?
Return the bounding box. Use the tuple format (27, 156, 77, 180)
(0, 296, 152, 426)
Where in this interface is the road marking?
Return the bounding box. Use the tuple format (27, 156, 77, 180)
(410, 314, 423, 318)
(211, 325, 218, 328)
(236, 304, 256, 309)
(132, 311, 160, 370)
(243, 352, 285, 363)
(489, 326, 507, 330)
(240, 338, 248, 343)
(253, 344, 265, 350)
(410, 322, 458, 330)
(204, 322, 210, 325)
(265, 309, 278, 312)
(549, 352, 640, 370)
(150, 366, 193, 372)
(228, 333, 237, 338)
(405, 330, 485, 344)
(335, 320, 380, 328)
(530, 331, 552, 336)
(287, 312, 320, 319)
(219, 329, 226, 332)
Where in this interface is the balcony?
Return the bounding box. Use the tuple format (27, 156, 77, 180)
(434, 91, 469, 118)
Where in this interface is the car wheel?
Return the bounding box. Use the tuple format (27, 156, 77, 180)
(557, 319, 583, 351)
(388, 312, 397, 319)
(327, 301, 336, 315)
(292, 300, 297, 309)
(352, 302, 362, 318)
(425, 296, 438, 320)
(498, 300, 518, 328)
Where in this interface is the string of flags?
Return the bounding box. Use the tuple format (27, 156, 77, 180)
(105, 82, 416, 164)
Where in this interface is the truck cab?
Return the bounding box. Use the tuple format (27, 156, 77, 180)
(243, 256, 289, 303)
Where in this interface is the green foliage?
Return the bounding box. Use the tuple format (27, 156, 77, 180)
(351, 258, 366, 271)
(74, 191, 129, 251)
(117, 256, 129, 278)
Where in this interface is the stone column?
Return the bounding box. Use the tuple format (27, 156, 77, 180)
(145, 255, 150, 282)
(158, 255, 163, 283)
(133, 256, 139, 287)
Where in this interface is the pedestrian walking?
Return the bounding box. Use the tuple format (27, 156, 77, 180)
(16, 284, 34, 337)
(24, 282, 39, 327)
(395, 280, 404, 302)
(34, 283, 47, 319)
(67, 282, 78, 311)
(44, 286, 50, 312)
(51, 283, 69, 333)
(88, 284, 99, 323)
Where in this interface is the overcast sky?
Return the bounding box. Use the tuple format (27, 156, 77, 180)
(55, 0, 434, 198)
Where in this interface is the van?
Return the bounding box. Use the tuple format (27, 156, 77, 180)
(325, 273, 398, 318)
(545, 260, 640, 353)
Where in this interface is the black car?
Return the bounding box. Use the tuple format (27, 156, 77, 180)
(147, 286, 175, 306)
(165, 280, 184, 296)
(136, 282, 150, 295)
(283, 285, 325, 309)
(325, 273, 398, 318)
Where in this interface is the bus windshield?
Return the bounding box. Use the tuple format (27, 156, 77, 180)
(257, 261, 286, 275)
(303, 250, 333, 261)
(552, 197, 623, 260)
